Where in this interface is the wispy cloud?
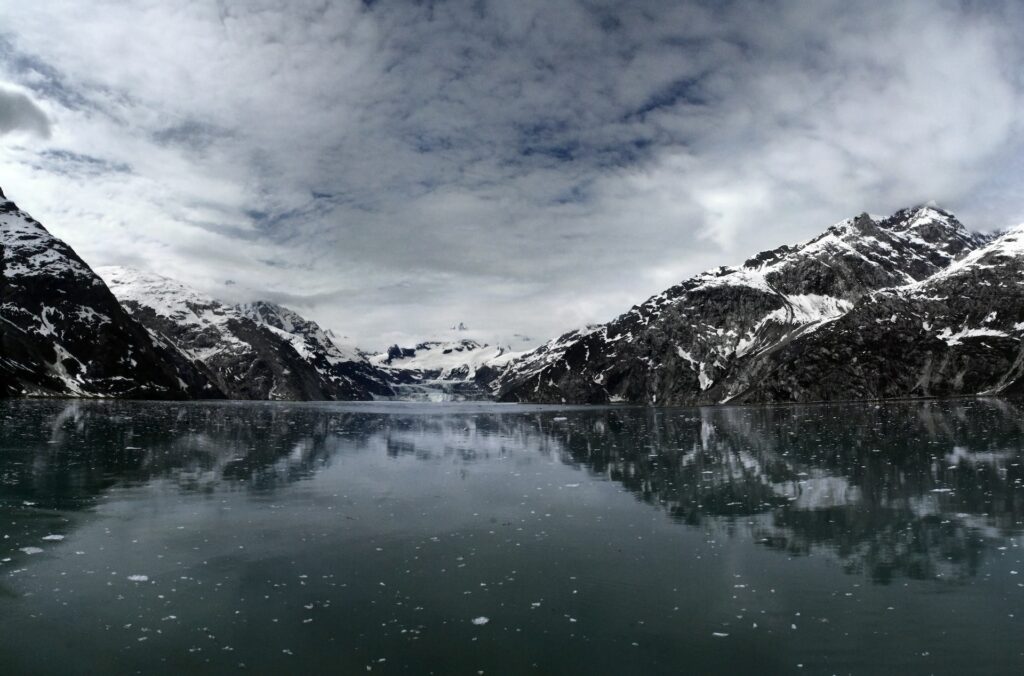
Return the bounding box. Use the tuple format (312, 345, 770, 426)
(1, 0, 1023, 347)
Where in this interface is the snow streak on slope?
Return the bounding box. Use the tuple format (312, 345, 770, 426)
(98, 266, 249, 362)
(1, 191, 214, 398)
(98, 266, 392, 401)
(497, 206, 991, 405)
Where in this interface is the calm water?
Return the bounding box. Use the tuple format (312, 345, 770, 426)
(0, 399, 1022, 675)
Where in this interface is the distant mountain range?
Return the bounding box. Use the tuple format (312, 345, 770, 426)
(4, 183, 1024, 404)
(0, 185, 513, 400)
(368, 338, 522, 400)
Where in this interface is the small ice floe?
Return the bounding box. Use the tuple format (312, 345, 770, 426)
(22, 501, 35, 507)
(712, 632, 729, 638)
(564, 483, 580, 488)
(127, 574, 149, 582)
(19, 547, 43, 555)
(930, 488, 954, 493)
(553, 417, 568, 422)
(471, 616, 489, 625)
(41, 534, 65, 541)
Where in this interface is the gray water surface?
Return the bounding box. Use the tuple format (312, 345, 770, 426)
(0, 399, 1022, 674)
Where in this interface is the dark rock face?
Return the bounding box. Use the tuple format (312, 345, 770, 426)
(238, 301, 394, 399)
(0, 237, 15, 397)
(728, 228, 1024, 403)
(0, 190, 219, 398)
(496, 206, 1008, 405)
(99, 267, 394, 401)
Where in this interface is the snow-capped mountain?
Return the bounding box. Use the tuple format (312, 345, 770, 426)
(0, 187, 219, 398)
(368, 338, 523, 401)
(6, 185, 1022, 407)
(238, 301, 393, 398)
(495, 206, 1002, 404)
(98, 267, 394, 401)
(726, 223, 1024, 402)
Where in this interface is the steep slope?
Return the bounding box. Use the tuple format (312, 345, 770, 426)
(496, 206, 989, 404)
(0, 236, 15, 397)
(98, 267, 393, 401)
(370, 338, 523, 400)
(727, 224, 1024, 402)
(238, 301, 393, 398)
(0, 187, 219, 398)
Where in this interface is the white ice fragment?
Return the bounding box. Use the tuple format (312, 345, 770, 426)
(712, 632, 729, 637)
(20, 547, 44, 555)
(127, 574, 149, 582)
(471, 616, 489, 625)
(41, 534, 65, 541)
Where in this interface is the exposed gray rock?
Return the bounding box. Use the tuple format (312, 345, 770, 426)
(98, 267, 394, 401)
(496, 206, 1006, 405)
(238, 301, 394, 399)
(728, 226, 1024, 402)
(0, 189, 219, 398)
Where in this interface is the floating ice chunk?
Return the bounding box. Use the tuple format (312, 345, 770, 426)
(41, 534, 65, 541)
(553, 417, 568, 422)
(20, 547, 43, 555)
(471, 616, 489, 625)
(712, 632, 729, 637)
(127, 574, 149, 582)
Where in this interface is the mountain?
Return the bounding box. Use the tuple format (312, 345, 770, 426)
(369, 338, 523, 401)
(0, 187, 219, 398)
(496, 206, 1001, 404)
(238, 301, 393, 398)
(98, 267, 394, 401)
(727, 224, 1024, 402)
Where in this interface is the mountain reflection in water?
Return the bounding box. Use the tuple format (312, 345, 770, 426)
(2, 398, 1021, 588)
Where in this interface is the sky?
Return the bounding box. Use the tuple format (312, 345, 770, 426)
(2, 0, 1024, 351)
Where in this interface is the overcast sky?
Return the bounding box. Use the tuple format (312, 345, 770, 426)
(2, 0, 1024, 350)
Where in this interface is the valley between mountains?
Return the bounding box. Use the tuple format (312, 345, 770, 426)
(3, 183, 1023, 405)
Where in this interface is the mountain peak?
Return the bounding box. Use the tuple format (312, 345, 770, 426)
(882, 204, 963, 231)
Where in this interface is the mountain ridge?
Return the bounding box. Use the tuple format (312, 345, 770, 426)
(0, 190, 219, 398)
(97, 266, 395, 401)
(4, 184, 1022, 407)
(496, 205, 1009, 404)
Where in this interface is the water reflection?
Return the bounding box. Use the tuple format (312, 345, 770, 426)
(1, 398, 1022, 587)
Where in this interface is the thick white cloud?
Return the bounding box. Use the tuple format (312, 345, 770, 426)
(1, 0, 1023, 348)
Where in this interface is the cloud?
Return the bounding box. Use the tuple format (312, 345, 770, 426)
(0, 1, 1023, 348)
(0, 85, 49, 137)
